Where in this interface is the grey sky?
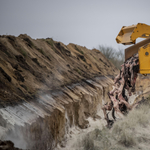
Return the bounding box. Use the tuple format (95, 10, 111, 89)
(0, 0, 150, 50)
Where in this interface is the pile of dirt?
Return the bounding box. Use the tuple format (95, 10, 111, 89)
(0, 34, 118, 149)
(0, 34, 117, 105)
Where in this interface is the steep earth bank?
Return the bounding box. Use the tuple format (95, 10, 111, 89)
(0, 76, 114, 149)
(0, 35, 117, 149)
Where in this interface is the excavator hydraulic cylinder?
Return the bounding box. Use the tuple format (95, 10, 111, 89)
(139, 43, 150, 74)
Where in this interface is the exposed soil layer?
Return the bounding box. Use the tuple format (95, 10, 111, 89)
(0, 35, 118, 149)
(0, 34, 117, 105)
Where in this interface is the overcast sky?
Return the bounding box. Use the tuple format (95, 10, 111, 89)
(0, 0, 150, 51)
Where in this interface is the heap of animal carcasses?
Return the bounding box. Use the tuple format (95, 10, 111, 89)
(102, 53, 139, 127)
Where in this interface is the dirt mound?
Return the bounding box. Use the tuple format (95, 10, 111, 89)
(0, 34, 117, 104)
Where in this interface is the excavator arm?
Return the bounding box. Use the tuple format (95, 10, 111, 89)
(116, 23, 150, 45)
(116, 23, 150, 74)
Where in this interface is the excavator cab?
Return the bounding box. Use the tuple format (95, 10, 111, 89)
(116, 23, 150, 74)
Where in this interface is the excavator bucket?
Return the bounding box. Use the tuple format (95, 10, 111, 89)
(116, 23, 150, 74)
(116, 23, 150, 45)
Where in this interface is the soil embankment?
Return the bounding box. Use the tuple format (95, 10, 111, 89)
(0, 34, 118, 149)
(1, 35, 150, 150)
(0, 34, 117, 102)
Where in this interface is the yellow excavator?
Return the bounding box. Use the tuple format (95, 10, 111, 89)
(116, 23, 150, 75)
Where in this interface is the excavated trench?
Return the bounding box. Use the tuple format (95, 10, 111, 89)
(0, 76, 114, 150)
